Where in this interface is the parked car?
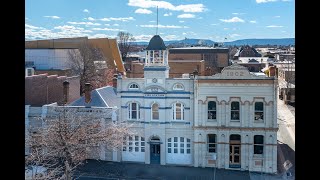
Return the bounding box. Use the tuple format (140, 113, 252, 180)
(25, 165, 47, 179)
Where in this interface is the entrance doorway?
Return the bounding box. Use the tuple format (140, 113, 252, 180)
(229, 134, 241, 168)
(150, 136, 161, 164)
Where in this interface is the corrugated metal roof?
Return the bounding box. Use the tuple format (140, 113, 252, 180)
(69, 86, 118, 107)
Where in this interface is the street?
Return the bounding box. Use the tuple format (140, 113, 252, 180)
(276, 97, 295, 179)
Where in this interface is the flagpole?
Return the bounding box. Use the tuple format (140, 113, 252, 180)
(156, 6, 158, 35)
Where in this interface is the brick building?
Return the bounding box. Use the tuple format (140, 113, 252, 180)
(25, 74, 80, 106)
(168, 47, 229, 75)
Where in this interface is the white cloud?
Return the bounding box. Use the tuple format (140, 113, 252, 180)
(140, 24, 188, 28)
(224, 28, 229, 30)
(105, 24, 111, 26)
(219, 17, 245, 23)
(89, 34, 112, 39)
(182, 32, 187, 35)
(134, 34, 153, 41)
(232, 13, 239, 15)
(92, 27, 123, 31)
(163, 35, 178, 41)
(211, 23, 218, 26)
(44, 16, 60, 19)
(179, 21, 185, 23)
(266, 25, 283, 28)
(100, 17, 135, 21)
(113, 24, 119, 26)
(25, 24, 94, 40)
(256, 0, 277, 3)
(25, 24, 45, 30)
(83, 9, 90, 13)
(177, 14, 195, 18)
(249, 20, 257, 23)
(68, 22, 101, 26)
(281, 30, 286, 33)
(135, 8, 152, 14)
(197, 17, 203, 19)
(127, 0, 205, 13)
(87, 17, 95, 21)
(229, 34, 240, 38)
(164, 12, 172, 16)
(274, 16, 281, 18)
(149, 20, 156, 23)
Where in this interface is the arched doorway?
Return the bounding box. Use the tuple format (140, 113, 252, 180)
(149, 136, 161, 164)
(229, 134, 241, 168)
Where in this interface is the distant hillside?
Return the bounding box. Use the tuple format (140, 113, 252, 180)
(133, 38, 294, 46)
(224, 38, 295, 46)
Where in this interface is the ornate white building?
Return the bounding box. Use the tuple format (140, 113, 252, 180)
(116, 35, 278, 173)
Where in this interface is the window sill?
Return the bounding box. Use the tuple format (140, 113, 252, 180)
(254, 120, 264, 123)
(171, 120, 186, 123)
(253, 154, 264, 159)
(207, 119, 217, 122)
(230, 120, 240, 122)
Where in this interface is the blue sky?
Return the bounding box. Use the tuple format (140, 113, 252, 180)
(25, 0, 295, 42)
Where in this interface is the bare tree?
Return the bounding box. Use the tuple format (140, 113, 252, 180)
(117, 32, 135, 62)
(26, 107, 131, 180)
(68, 43, 112, 95)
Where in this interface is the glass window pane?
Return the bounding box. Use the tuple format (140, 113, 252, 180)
(168, 138, 171, 142)
(180, 149, 184, 154)
(254, 145, 263, 154)
(135, 147, 139, 152)
(135, 136, 139, 141)
(129, 147, 133, 152)
(141, 147, 145, 152)
(180, 137, 184, 142)
(231, 102, 239, 110)
(135, 142, 139, 146)
(141, 137, 145, 141)
(187, 138, 190, 143)
(132, 103, 136, 110)
(255, 102, 263, 111)
(187, 149, 190, 154)
(123, 147, 126, 151)
(174, 137, 178, 142)
(168, 143, 171, 147)
(129, 136, 133, 141)
(187, 144, 190, 148)
(168, 148, 171, 153)
(174, 143, 178, 147)
(174, 148, 178, 153)
(141, 142, 145, 146)
(254, 135, 264, 144)
(180, 143, 184, 148)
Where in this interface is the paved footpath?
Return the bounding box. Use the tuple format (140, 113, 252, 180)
(74, 160, 289, 180)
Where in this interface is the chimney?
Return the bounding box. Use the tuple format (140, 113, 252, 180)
(84, 83, 91, 103)
(193, 69, 199, 76)
(63, 80, 70, 104)
(113, 74, 118, 88)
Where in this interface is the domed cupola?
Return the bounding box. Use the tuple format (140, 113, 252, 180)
(145, 35, 168, 67)
(146, 35, 166, 50)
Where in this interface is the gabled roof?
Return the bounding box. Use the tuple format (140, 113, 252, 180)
(146, 35, 167, 50)
(68, 86, 118, 107)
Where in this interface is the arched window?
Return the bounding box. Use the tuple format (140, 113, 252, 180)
(128, 102, 140, 120)
(152, 103, 159, 120)
(254, 135, 264, 155)
(254, 102, 264, 121)
(208, 101, 217, 120)
(231, 101, 240, 121)
(173, 83, 184, 90)
(172, 102, 184, 120)
(129, 83, 139, 90)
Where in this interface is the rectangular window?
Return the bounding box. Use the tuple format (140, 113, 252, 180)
(135, 147, 139, 152)
(174, 148, 178, 153)
(254, 102, 264, 121)
(208, 101, 217, 120)
(168, 148, 171, 153)
(207, 134, 217, 153)
(254, 135, 264, 154)
(141, 147, 145, 152)
(231, 102, 240, 120)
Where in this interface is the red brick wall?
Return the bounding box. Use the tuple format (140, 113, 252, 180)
(25, 74, 80, 106)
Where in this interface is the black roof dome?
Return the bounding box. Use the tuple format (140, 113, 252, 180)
(146, 35, 166, 50)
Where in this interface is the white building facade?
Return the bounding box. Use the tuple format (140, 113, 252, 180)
(116, 35, 278, 173)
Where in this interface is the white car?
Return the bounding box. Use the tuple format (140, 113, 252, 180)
(25, 165, 47, 179)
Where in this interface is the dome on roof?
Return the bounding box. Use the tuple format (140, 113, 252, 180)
(146, 35, 166, 50)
